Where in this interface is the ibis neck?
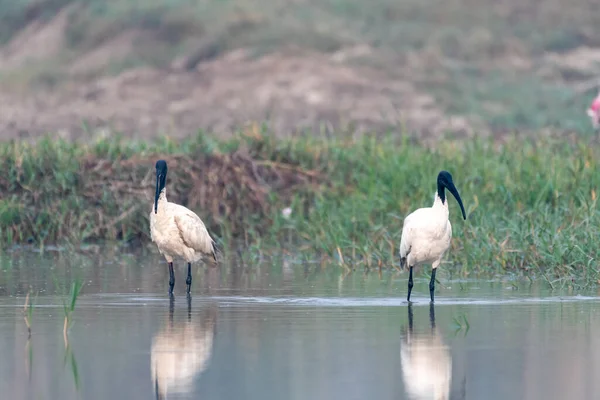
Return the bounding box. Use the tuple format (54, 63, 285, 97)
(437, 181, 447, 204)
(159, 189, 167, 203)
(432, 191, 449, 215)
(155, 189, 168, 212)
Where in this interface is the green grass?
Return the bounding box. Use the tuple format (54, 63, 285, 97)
(61, 278, 83, 343)
(1, 129, 599, 286)
(23, 289, 36, 338)
(452, 314, 470, 336)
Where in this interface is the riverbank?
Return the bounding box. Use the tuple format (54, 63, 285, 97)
(1, 130, 598, 285)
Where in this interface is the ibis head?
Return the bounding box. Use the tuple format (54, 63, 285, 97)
(437, 171, 466, 220)
(155, 160, 168, 214)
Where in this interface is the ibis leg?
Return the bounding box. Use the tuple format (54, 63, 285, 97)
(429, 302, 436, 330)
(187, 292, 192, 322)
(429, 268, 437, 303)
(407, 266, 414, 302)
(168, 262, 175, 295)
(168, 294, 175, 326)
(407, 302, 414, 332)
(186, 263, 192, 294)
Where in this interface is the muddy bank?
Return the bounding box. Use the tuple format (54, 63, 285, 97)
(0, 3, 477, 141)
(0, 49, 476, 141)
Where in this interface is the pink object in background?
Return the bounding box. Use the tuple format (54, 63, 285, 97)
(588, 91, 600, 129)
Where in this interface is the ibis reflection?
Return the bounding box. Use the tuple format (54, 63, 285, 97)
(400, 304, 452, 400)
(151, 296, 217, 399)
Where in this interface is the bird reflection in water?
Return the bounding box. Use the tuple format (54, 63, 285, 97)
(151, 295, 218, 399)
(400, 304, 452, 400)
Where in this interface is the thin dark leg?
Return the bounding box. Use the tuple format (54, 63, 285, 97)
(168, 262, 175, 295)
(429, 268, 437, 303)
(186, 262, 192, 294)
(168, 294, 175, 327)
(407, 302, 414, 333)
(187, 292, 192, 322)
(429, 302, 436, 331)
(407, 266, 414, 302)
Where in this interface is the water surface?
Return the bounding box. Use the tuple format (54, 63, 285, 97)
(0, 249, 599, 400)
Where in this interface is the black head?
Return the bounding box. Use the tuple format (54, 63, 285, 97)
(437, 171, 456, 201)
(155, 160, 168, 175)
(154, 160, 168, 214)
(437, 170, 467, 220)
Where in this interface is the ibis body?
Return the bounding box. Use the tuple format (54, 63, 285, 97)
(150, 160, 217, 295)
(399, 171, 466, 303)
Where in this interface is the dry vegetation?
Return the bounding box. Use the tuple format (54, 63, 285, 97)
(1, 130, 600, 287)
(0, 131, 325, 244)
(0, 0, 599, 286)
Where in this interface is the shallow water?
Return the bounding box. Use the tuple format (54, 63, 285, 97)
(1, 249, 599, 400)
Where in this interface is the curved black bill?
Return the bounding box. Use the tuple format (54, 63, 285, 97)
(154, 173, 161, 214)
(446, 182, 467, 220)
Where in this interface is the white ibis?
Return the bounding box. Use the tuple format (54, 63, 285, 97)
(150, 160, 217, 295)
(399, 171, 466, 303)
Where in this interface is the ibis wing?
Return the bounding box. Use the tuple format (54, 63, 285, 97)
(399, 213, 415, 258)
(173, 209, 216, 260)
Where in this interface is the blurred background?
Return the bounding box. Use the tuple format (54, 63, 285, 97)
(1, 0, 599, 141)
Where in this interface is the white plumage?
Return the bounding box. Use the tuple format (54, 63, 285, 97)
(400, 305, 452, 400)
(151, 299, 217, 399)
(150, 160, 217, 295)
(400, 171, 466, 303)
(400, 195, 452, 271)
(150, 197, 216, 264)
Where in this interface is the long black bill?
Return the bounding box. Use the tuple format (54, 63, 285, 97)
(446, 182, 467, 220)
(154, 174, 162, 214)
